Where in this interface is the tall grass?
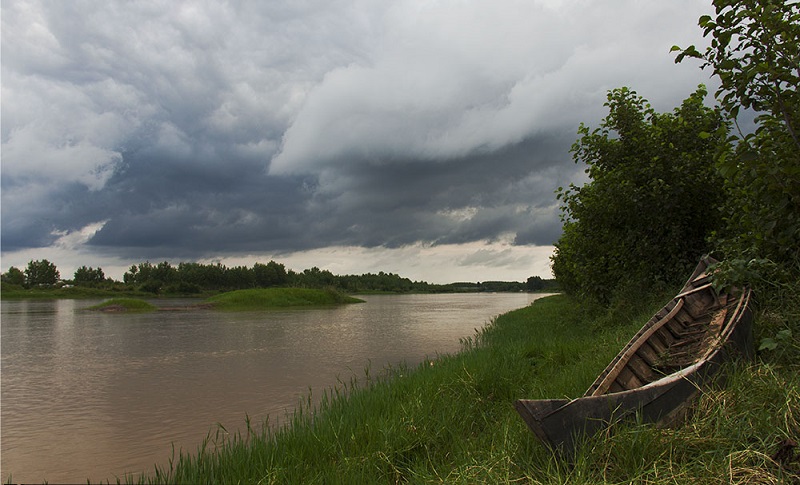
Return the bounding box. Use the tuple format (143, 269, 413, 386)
(119, 294, 798, 484)
(205, 287, 363, 310)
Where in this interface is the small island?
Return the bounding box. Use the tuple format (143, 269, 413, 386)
(206, 287, 363, 311)
(88, 288, 363, 313)
(88, 298, 158, 313)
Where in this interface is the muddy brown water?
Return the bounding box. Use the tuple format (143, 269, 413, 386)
(1, 293, 550, 483)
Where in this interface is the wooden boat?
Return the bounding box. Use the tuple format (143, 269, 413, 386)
(515, 257, 753, 456)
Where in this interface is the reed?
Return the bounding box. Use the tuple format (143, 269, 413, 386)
(119, 294, 798, 484)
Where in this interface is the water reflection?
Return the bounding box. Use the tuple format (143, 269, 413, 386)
(1, 293, 549, 483)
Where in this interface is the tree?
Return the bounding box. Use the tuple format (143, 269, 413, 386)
(551, 86, 729, 304)
(123, 264, 139, 285)
(253, 261, 289, 287)
(674, 0, 800, 278)
(152, 261, 177, 285)
(2, 267, 26, 286)
(24, 259, 60, 287)
(526, 276, 545, 292)
(223, 265, 254, 289)
(124, 262, 154, 285)
(74, 266, 105, 286)
(298, 267, 336, 288)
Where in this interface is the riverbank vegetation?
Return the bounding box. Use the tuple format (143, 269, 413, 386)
(206, 288, 363, 310)
(6, 1, 797, 482)
(0, 282, 152, 300)
(122, 293, 798, 484)
(88, 298, 158, 313)
(553, 0, 799, 325)
(79, 288, 363, 313)
(1, 260, 556, 299)
(124, 2, 799, 482)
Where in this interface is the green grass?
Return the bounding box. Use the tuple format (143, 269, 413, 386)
(1, 282, 152, 299)
(115, 293, 798, 484)
(88, 298, 158, 313)
(205, 287, 363, 310)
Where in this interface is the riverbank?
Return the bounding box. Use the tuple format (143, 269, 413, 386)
(74, 288, 363, 313)
(88, 298, 159, 313)
(206, 287, 363, 310)
(122, 293, 798, 483)
(1, 282, 155, 299)
(0, 282, 544, 301)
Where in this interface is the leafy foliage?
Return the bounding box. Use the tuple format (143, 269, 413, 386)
(551, 86, 728, 304)
(24, 259, 60, 287)
(1, 266, 26, 286)
(253, 261, 289, 287)
(674, 0, 800, 282)
(123, 260, 286, 293)
(73, 266, 106, 286)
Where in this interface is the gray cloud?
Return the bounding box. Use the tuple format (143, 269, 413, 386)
(270, 1, 713, 175)
(293, 135, 574, 249)
(2, 0, 715, 272)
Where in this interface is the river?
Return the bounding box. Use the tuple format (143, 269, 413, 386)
(1, 292, 548, 483)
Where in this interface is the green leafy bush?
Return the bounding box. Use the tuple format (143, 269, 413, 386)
(552, 86, 728, 304)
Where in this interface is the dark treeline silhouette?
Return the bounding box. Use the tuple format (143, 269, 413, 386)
(2, 258, 558, 295)
(120, 260, 557, 294)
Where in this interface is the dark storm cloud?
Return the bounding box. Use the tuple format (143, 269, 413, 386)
(1, 0, 715, 265)
(293, 135, 574, 249)
(62, 148, 316, 257)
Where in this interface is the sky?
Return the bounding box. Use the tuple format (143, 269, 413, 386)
(1, 0, 717, 283)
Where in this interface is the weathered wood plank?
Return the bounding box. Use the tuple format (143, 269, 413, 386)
(515, 256, 754, 458)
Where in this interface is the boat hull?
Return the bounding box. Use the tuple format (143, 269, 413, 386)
(515, 258, 753, 456)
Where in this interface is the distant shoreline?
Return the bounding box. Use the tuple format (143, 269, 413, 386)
(85, 287, 364, 313)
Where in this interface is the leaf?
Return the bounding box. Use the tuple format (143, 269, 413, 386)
(758, 338, 778, 351)
(740, 150, 759, 161)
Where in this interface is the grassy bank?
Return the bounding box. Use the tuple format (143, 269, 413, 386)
(121, 294, 797, 484)
(0, 282, 154, 299)
(88, 298, 158, 313)
(78, 288, 363, 314)
(205, 287, 363, 310)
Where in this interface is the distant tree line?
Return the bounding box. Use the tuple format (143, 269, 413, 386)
(1, 260, 61, 288)
(2, 258, 557, 295)
(122, 260, 291, 294)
